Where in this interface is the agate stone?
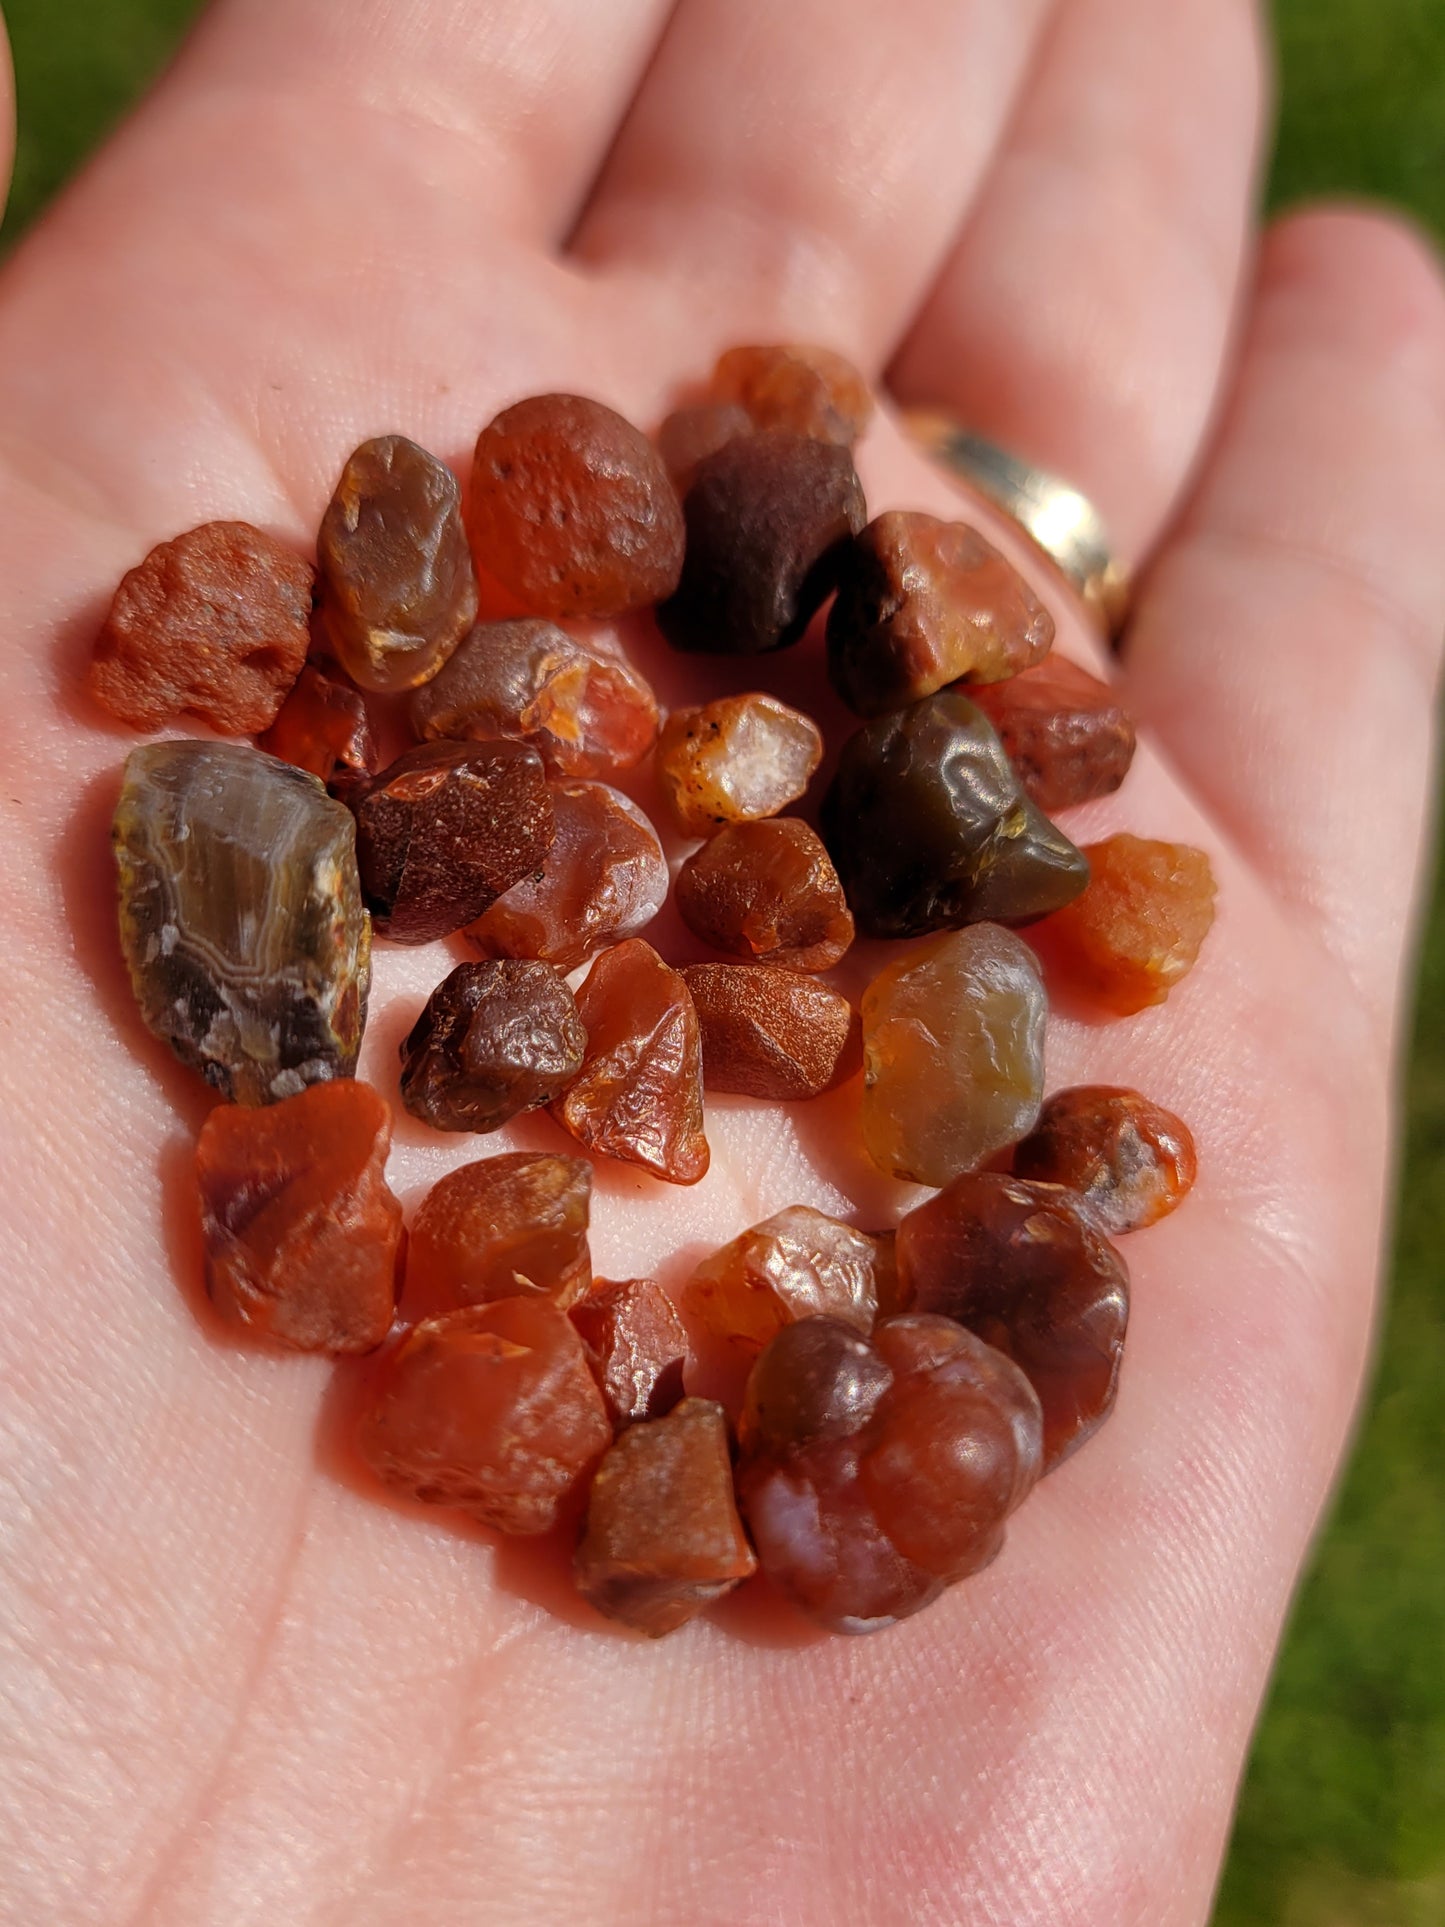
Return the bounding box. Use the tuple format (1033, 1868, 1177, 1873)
(708, 343, 873, 447)
(408, 1153, 593, 1311)
(569, 1278, 687, 1428)
(399, 960, 586, 1133)
(681, 962, 855, 1100)
(686, 1206, 884, 1354)
(655, 693, 823, 836)
(1012, 1085, 1198, 1235)
(114, 741, 370, 1105)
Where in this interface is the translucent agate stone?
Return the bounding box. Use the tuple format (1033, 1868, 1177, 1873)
(686, 1206, 884, 1355)
(1040, 834, 1217, 1015)
(407, 1153, 593, 1312)
(258, 662, 377, 790)
(655, 693, 823, 836)
(569, 1278, 687, 1427)
(1012, 1085, 1198, 1235)
(675, 818, 854, 972)
(113, 741, 371, 1105)
(861, 925, 1046, 1186)
(196, 1079, 401, 1352)
(708, 343, 873, 447)
(574, 1399, 757, 1635)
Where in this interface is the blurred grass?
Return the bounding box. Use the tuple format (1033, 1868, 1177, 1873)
(0, 1, 1442, 1920)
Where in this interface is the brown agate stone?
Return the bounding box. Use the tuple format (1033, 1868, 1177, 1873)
(347, 739, 553, 943)
(821, 692, 1089, 939)
(1041, 834, 1217, 1015)
(827, 513, 1054, 717)
(196, 1079, 401, 1353)
(736, 1314, 1042, 1633)
(656, 402, 753, 492)
(469, 394, 684, 617)
(895, 1173, 1130, 1470)
(575, 1399, 756, 1635)
(570, 1278, 688, 1428)
(317, 436, 477, 693)
(468, 780, 668, 974)
(89, 521, 312, 733)
(655, 694, 823, 836)
(258, 662, 377, 789)
(358, 1297, 610, 1533)
(656, 432, 866, 656)
(1013, 1086, 1198, 1235)
(675, 819, 854, 972)
(708, 343, 873, 447)
(687, 1207, 885, 1355)
(410, 619, 659, 779)
(681, 963, 855, 1100)
(969, 658, 1136, 814)
(407, 1153, 592, 1311)
(552, 941, 709, 1185)
(399, 961, 585, 1133)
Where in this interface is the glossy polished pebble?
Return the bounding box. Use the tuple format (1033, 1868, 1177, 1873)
(687, 1206, 884, 1354)
(655, 693, 823, 836)
(828, 514, 1054, 718)
(575, 1399, 757, 1635)
(399, 960, 585, 1133)
(317, 436, 477, 693)
(410, 619, 659, 779)
(1013, 1086, 1198, 1234)
(114, 741, 371, 1105)
(570, 1278, 687, 1428)
(258, 662, 377, 790)
(196, 1079, 401, 1352)
(736, 1314, 1042, 1633)
(675, 818, 854, 972)
(969, 657, 1136, 814)
(89, 521, 312, 733)
(821, 691, 1089, 939)
(896, 1173, 1130, 1469)
(656, 431, 866, 655)
(681, 963, 855, 1100)
(468, 780, 668, 974)
(707, 342, 874, 446)
(860, 925, 1046, 1187)
(358, 1297, 610, 1533)
(407, 1153, 592, 1310)
(551, 941, 709, 1185)
(348, 739, 553, 943)
(656, 402, 753, 492)
(1040, 834, 1217, 1015)
(469, 394, 684, 618)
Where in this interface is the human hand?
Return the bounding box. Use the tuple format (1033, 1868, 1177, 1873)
(1, 2, 1442, 1920)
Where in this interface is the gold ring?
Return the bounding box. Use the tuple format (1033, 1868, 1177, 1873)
(902, 410, 1132, 640)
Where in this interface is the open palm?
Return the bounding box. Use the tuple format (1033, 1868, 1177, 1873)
(2, 2, 1443, 1921)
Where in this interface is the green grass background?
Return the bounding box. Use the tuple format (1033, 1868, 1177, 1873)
(2, 3, 1442, 1919)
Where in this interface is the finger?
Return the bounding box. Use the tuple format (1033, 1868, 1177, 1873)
(889, 0, 1267, 560)
(570, 0, 1056, 361)
(176, 0, 676, 242)
(1124, 205, 1445, 1028)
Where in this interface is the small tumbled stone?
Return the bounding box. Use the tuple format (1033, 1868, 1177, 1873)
(317, 436, 477, 693)
(656, 431, 866, 655)
(708, 342, 873, 447)
(196, 1079, 401, 1352)
(410, 619, 659, 778)
(861, 925, 1046, 1187)
(89, 521, 312, 733)
(970, 657, 1136, 814)
(895, 1173, 1130, 1469)
(656, 402, 753, 492)
(821, 691, 1089, 939)
(1040, 833, 1217, 1015)
(407, 1153, 592, 1310)
(570, 1278, 688, 1428)
(551, 940, 709, 1186)
(675, 818, 854, 972)
(575, 1399, 757, 1635)
(114, 741, 371, 1105)
(469, 394, 684, 617)
(655, 693, 823, 836)
(687, 1206, 884, 1355)
(358, 1297, 611, 1534)
(681, 963, 855, 1100)
(399, 960, 586, 1133)
(468, 780, 668, 974)
(827, 513, 1054, 717)
(1013, 1086, 1198, 1234)
(258, 662, 377, 790)
(347, 739, 553, 943)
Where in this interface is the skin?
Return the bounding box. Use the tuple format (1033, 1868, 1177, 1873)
(0, 1, 1441, 1921)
